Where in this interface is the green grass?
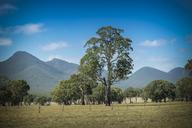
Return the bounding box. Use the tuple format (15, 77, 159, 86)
(0, 102, 192, 128)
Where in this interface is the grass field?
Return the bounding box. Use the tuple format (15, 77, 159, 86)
(0, 102, 192, 128)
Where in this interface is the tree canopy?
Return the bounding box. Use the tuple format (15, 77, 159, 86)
(0, 77, 30, 106)
(176, 77, 192, 101)
(144, 80, 176, 102)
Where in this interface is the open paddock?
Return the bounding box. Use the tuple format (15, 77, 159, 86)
(0, 102, 192, 128)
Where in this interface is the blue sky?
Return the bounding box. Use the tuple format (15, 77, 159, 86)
(0, 0, 192, 72)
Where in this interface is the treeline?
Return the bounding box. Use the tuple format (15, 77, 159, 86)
(0, 75, 192, 106)
(0, 76, 51, 106)
(51, 75, 192, 105)
(0, 76, 29, 106)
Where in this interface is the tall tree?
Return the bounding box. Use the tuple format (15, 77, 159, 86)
(80, 26, 133, 106)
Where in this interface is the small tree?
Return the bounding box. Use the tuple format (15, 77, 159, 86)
(51, 80, 80, 105)
(144, 80, 175, 102)
(92, 84, 105, 104)
(70, 74, 95, 105)
(176, 77, 192, 101)
(134, 88, 142, 103)
(0, 76, 11, 106)
(23, 94, 34, 105)
(34, 96, 48, 106)
(124, 87, 136, 103)
(8, 80, 30, 106)
(111, 87, 124, 104)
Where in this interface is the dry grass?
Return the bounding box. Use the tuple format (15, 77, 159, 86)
(0, 102, 192, 128)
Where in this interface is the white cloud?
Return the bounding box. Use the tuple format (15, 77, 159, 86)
(14, 23, 44, 35)
(139, 39, 166, 47)
(42, 41, 68, 51)
(139, 38, 176, 47)
(0, 23, 44, 35)
(0, 38, 12, 46)
(0, 4, 17, 15)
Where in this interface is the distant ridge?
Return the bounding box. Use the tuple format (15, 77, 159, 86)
(46, 58, 78, 75)
(117, 66, 191, 88)
(0, 51, 191, 95)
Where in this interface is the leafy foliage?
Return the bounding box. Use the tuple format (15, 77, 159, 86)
(23, 94, 35, 105)
(92, 84, 105, 104)
(51, 79, 80, 105)
(111, 87, 124, 103)
(34, 96, 49, 106)
(144, 80, 176, 102)
(0, 76, 30, 106)
(176, 77, 192, 101)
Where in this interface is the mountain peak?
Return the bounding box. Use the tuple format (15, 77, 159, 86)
(14, 51, 30, 55)
(10, 51, 38, 61)
(0, 51, 44, 76)
(137, 66, 166, 73)
(49, 58, 68, 63)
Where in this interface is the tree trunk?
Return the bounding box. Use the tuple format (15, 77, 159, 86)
(103, 78, 109, 106)
(62, 102, 64, 112)
(107, 85, 111, 106)
(185, 96, 188, 102)
(104, 84, 108, 106)
(82, 94, 85, 105)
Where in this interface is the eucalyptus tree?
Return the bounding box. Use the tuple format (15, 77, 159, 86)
(23, 94, 35, 105)
(124, 87, 136, 103)
(111, 87, 124, 104)
(144, 80, 176, 102)
(0, 76, 11, 106)
(69, 74, 95, 105)
(176, 77, 192, 101)
(92, 84, 105, 104)
(80, 26, 133, 106)
(8, 80, 30, 106)
(51, 80, 80, 105)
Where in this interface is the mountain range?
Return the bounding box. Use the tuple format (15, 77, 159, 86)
(0, 51, 191, 95)
(0, 51, 78, 95)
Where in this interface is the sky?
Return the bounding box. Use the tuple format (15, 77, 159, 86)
(0, 0, 192, 72)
